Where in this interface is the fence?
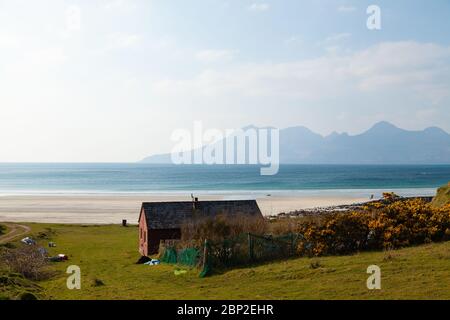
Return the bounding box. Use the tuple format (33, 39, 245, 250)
(159, 233, 304, 277)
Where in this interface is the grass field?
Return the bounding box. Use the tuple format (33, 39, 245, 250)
(432, 183, 450, 207)
(2, 223, 450, 300)
(0, 224, 7, 235)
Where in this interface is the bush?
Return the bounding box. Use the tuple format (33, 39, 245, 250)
(432, 182, 450, 207)
(1, 245, 51, 280)
(178, 198, 450, 270)
(268, 218, 302, 236)
(19, 292, 38, 300)
(310, 260, 322, 269)
(35, 228, 56, 240)
(181, 214, 268, 243)
(0, 224, 6, 235)
(92, 278, 105, 287)
(0, 272, 42, 300)
(0, 242, 16, 249)
(382, 192, 401, 203)
(297, 199, 450, 256)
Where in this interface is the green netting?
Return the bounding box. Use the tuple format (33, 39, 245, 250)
(160, 247, 177, 264)
(160, 233, 304, 278)
(205, 233, 302, 271)
(177, 248, 200, 267)
(160, 246, 202, 273)
(199, 261, 212, 278)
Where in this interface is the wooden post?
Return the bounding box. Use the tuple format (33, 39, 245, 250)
(202, 239, 209, 270)
(248, 233, 254, 262)
(290, 234, 294, 256)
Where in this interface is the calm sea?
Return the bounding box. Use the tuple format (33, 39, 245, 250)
(0, 163, 449, 197)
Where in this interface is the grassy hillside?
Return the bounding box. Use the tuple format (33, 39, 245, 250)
(2, 223, 448, 300)
(432, 183, 450, 207)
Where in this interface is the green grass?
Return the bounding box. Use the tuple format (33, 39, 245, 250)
(4, 223, 450, 300)
(0, 273, 41, 300)
(0, 224, 6, 236)
(432, 183, 450, 207)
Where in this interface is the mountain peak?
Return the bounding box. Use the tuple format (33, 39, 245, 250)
(371, 121, 398, 130)
(424, 126, 449, 136)
(362, 121, 401, 136)
(325, 131, 345, 140)
(141, 121, 450, 164)
(242, 124, 277, 131)
(328, 131, 340, 137)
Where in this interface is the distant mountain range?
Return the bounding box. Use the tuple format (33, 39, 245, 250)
(141, 121, 450, 164)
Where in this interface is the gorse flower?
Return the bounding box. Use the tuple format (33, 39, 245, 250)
(296, 199, 450, 256)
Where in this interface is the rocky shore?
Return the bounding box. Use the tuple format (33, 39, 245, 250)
(273, 196, 434, 218)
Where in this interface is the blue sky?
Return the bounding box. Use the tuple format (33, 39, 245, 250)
(0, 0, 449, 161)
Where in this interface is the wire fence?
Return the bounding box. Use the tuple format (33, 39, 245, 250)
(159, 233, 305, 277)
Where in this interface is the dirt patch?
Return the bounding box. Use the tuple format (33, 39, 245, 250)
(0, 223, 31, 245)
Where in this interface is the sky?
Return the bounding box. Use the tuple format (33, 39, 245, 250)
(0, 0, 450, 162)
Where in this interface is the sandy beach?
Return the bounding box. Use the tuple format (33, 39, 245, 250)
(0, 193, 370, 224)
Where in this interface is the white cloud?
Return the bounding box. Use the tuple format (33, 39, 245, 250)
(2, 46, 68, 76)
(320, 33, 352, 53)
(324, 33, 351, 43)
(285, 35, 303, 46)
(107, 32, 141, 48)
(248, 3, 270, 12)
(66, 5, 82, 32)
(22, 47, 68, 67)
(0, 31, 22, 48)
(151, 41, 450, 103)
(338, 6, 357, 13)
(195, 49, 238, 63)
(103, 0, 137, 10)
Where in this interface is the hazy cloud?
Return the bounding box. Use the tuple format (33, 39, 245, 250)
(338, 6, 357, 13)
(0, 32, 21, 48)
(66, 5, 82, 32)
(248, 3, 270, 12)
(195, 49, 238, 63)
(103, 0, 137, 10)
(152, 41, 450, 102)
(107, 32, 141, 48)
(324, 33, 352, 43)
(285, 35, 303, 46)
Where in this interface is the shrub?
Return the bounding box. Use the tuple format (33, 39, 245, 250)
(19, 292, 38, 300)
(382, 192, 401, 203)
(431, 182, 450, 207)
(179, 198, 450, 268)
(92, 278, 105, 287)
(0, 272, 42, 300)
(297, 199, 450, 256)
(1, 245, 51, 281)
(35, 228, 56, 240)
(268, 218, 303, 236)
(309, 260, 322, 269)
(181, 214, 268, 243)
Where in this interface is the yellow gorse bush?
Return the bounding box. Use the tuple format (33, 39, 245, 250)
(297, 199, 450, 256)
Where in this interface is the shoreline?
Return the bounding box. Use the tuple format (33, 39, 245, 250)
(0, 188, 436, 224)
(0, 187, 438, 196)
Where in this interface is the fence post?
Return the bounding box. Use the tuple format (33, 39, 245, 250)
(248, 233, 254, 261)
(202, 239, 209, 270)
(290, 234, 295, 256)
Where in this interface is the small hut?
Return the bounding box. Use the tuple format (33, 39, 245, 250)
(138, 199, 262, 256)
